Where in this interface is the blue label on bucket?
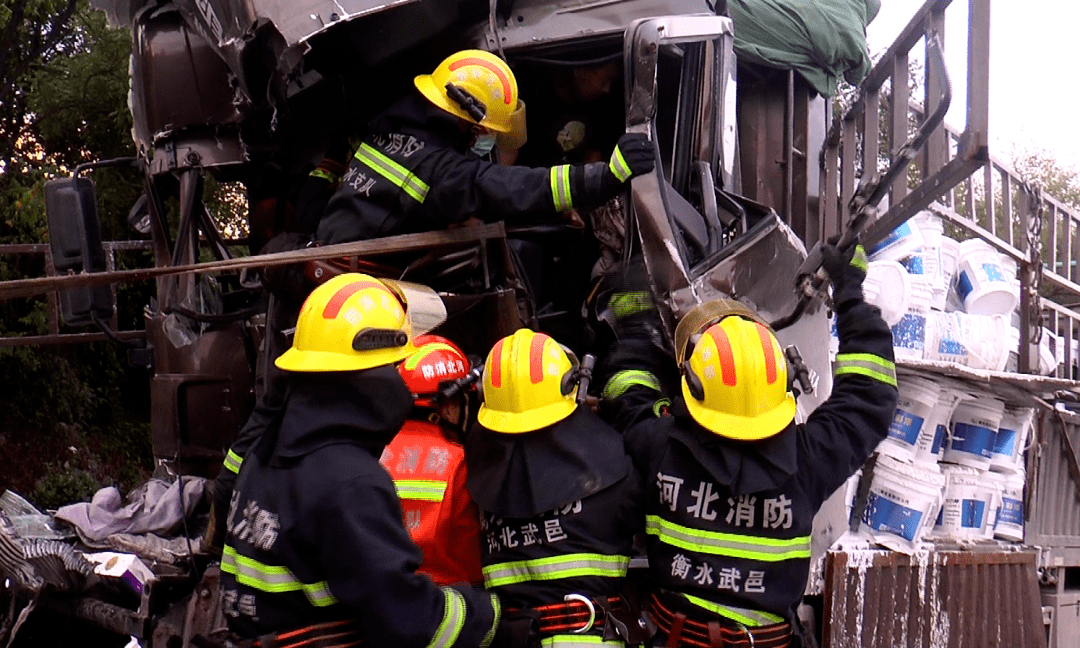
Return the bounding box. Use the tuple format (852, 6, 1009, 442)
(870, 222, 912, 256)
(902, 255, 925, 274)
(891, 313, 926, 351)
(938, 334, 965, 356)
(981, 262, 1006, 283)
(889, 409, 925, 445)
(991, 427, 1018, 457)
(957, 271, 974, 301)
(932, 424, 947, 455)
(864, 491, 924, 541)
(961, 499, 986, 529)
(998, 497, 1023, 526)
(950, 422, 996, 458)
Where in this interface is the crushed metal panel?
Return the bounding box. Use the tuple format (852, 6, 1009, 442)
(824, 549, 1045, 648)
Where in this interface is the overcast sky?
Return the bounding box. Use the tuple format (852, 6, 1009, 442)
(866, 0, 1079, 169)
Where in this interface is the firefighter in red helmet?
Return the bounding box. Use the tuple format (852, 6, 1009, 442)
(381, 335, 484, 586)
(220, 274, 509, 647)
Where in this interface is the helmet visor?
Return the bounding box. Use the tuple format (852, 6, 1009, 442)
(381, 279, 447, 339)
(675, 299, 771, 364)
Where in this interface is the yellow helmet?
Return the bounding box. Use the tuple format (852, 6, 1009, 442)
(414, 49, 520, 133)
(477, 329, 579, 433)
(275, 273, 418, 372)
(681, 314, 796, 441)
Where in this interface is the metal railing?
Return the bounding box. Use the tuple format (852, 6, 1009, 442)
(818, 0, 990, 248)
(0, 240, 151, 346)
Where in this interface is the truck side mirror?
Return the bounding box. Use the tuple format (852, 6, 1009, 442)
(44, 176, 116, 327)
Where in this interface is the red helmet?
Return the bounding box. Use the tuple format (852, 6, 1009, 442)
(399, 335, 470, 407)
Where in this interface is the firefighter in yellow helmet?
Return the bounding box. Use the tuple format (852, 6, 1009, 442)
(317, 49, 655, 244)
(597, 241, 898, 648)
(220, 273, 514, 647)
(462, 329, 650, 647)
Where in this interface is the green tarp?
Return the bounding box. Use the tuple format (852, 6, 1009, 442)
(728, 0, 880, 97)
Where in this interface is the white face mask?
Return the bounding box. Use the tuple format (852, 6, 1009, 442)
(471, 132, 497, 157)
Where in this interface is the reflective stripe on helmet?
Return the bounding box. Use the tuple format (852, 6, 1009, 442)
(402, 343, 462, 371)
(393, 479, 448, 502)
(354, 143, 430, 203)
(482, 553, 629, 588)
(427, 588, 466, 648)
(489, 338, 505, 388)
(645, 516, 810, 562)
(550, 165, 573, 211)
(834, 352, 896, 386)
(221, 545, 337, 607)
(678, 592, 786, 627)
(529, 332, 546, 384)
(602, 369, 660, 400)
(322, 278, 394, 319)
(223, 448, 243, 475)
(448, 58, 514, 105)
(706, 326, 737, 386)
(755, 323, 778, 385)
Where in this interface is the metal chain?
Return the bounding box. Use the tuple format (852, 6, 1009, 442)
(1025, 182, 1044, 346)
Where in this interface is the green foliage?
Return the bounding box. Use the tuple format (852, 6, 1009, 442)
(31, 464, 100, 511)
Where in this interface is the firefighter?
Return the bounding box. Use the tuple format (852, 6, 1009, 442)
(315, 49, 655, 244)
(381, 335, 484, 586)
(463, 329, 648, 647)
(599, 241, 898, 648)
(220, 273, 505, 647)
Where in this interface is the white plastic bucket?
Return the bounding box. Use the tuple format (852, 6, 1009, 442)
(990, 407, 1035, 473)
(993, 470, 1025, 542)
(940, 237, 963, 311)
(933, 465, 996, 541)
(925, 311, 969, 366)
(879, 376, 941, 462)
(860, 453, 945, 554)
(913, 386, 963, 467)
(890, 277, 931, 359)
(914, 213, 946, 305)
(944, 395, 1006, 470)
(863, 260, 910, 327)
(869, 220, 925, 263)
(964, 314, 1012, 371)
(956, 239, 1018, 315)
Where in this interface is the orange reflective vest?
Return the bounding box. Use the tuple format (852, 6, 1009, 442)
(381, 419, 484, 586)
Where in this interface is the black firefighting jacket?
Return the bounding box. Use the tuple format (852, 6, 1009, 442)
(316, 92, 620, 244)
(220, 367, 501, 646)
(603, 298, 898, 628)
(464, 407, 644, 611)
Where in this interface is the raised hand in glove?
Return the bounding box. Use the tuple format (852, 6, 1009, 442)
(602, 133, 655, 192)
(822, 235, 868, 310)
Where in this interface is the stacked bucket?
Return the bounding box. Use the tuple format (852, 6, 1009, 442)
(848, 211, 1037, 553)
(857, 375, 1034, 553)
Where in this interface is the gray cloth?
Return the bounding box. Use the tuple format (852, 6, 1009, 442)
(729, 0, 880, 96)
(55, 478, 206, 543)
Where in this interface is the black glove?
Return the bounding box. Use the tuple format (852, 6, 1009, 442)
(822, 235, 868, 310)
(602, 133, 655, 191)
